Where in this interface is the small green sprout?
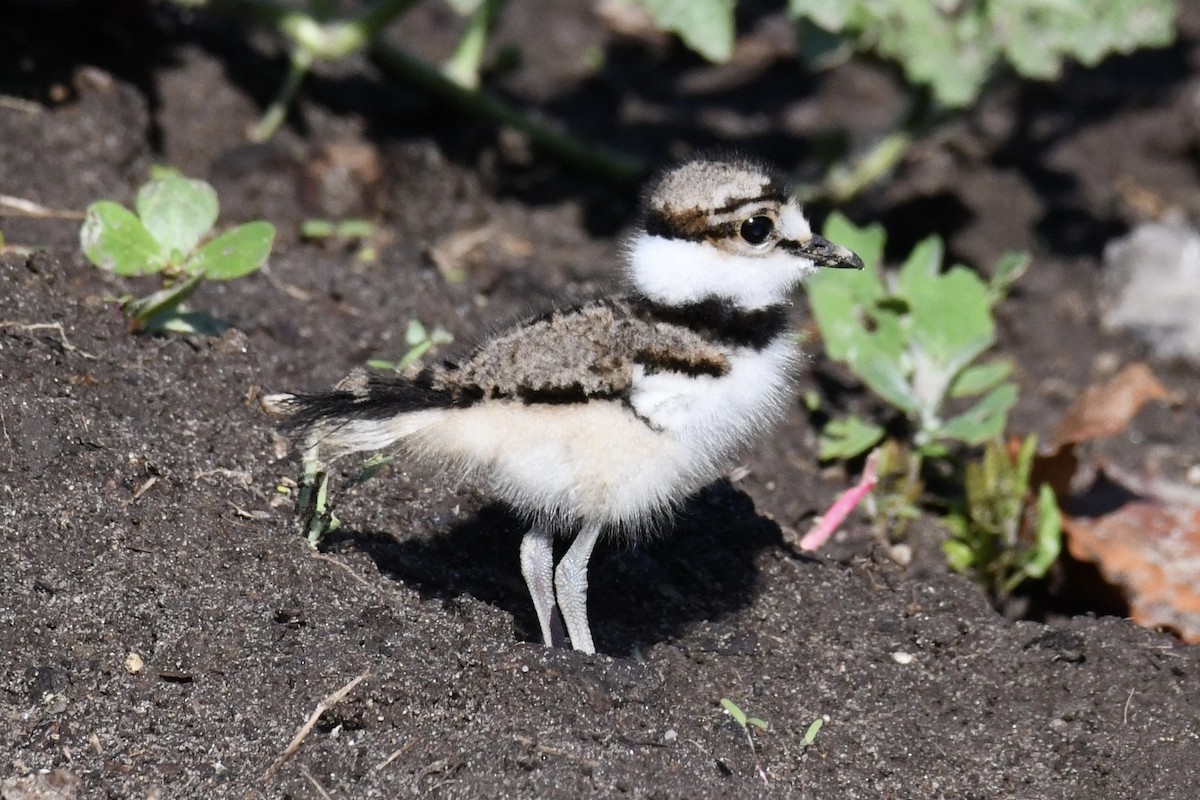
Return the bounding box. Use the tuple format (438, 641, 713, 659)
(720, 698, 769, 785)
(297, 447, 339, 548)
(80, 168, 275, 333)
(300, 219, 376, 240)
(301, 218, 378, 262)
(801, 716, 825, 748)
(368, 320, 454, 372)
(943, 436, 1063, 597)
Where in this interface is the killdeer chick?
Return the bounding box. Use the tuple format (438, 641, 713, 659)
(273, 157, 862, 654)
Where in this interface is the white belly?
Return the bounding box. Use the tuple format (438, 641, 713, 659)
(405, 337, 797, 533)
(630, 336, 798, 470)
(413, 401, 694, 532)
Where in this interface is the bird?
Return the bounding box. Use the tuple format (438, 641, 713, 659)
(269, 157, 863, 654)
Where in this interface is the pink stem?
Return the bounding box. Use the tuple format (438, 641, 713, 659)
(799, 449, 879, 551)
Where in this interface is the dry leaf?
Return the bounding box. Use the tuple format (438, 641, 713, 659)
(1051, 362, 1169, 448)
(1063, 497, 1200, 642)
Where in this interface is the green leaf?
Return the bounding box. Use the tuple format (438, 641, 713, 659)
(136, 174, 219, 260)
(80, 201, 164, 276)
(183, 221, 275, 279)
(935, 383, 1018, 445)
(850, 340, 920, 414)
(801, 717, 824, 747)
(898, 235, 943, 281)
(789, 0, 1176, 109)
(1022, 484, 1062, 581)
(949, 359, 1013, 398)
(720, 698, 747, 728)
(788, 0, 850, 30)
(942, 537, 974, 574)
(989, 251, 1031, 302)
(405, 319, 429, 346)
(819, 415, 885, 461)
(633, 0, 735, 62)
(903, 266, 996, 384)
(301, 219, 336, 238)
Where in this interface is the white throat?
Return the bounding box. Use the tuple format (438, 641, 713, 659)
(625, 233, 818, 310)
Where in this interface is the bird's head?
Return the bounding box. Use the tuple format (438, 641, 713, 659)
(627, 158, 863, 310)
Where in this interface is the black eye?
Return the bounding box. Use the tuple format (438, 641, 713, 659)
(739, 215, 774, 246)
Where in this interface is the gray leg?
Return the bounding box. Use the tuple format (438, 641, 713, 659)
(520, 526, 558, 648)
(555, 520, 603, 654)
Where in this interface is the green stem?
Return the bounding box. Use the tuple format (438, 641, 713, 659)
(250, 47, 313, 142)
(183, 0, 643, 182)
(369, 40, 644, 183)
(443, 0, 503, 90)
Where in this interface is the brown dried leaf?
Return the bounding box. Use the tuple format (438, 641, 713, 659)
(1063, 499, 1200, 642)
(1050, 362, 1169, 448)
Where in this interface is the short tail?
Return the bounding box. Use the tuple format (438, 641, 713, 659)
(263, 369, 455, 459)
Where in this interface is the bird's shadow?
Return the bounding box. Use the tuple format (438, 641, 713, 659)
(325, 480, 792, 657)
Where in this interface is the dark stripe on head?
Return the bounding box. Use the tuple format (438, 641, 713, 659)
(632, 296, 791, 350)
(711, 189, 788, 216)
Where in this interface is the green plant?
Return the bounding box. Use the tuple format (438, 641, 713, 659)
(943, 436, 1062, 597)
(801, 716, 825, 748)
(787, 0, 1177, 110)
(301, 218, 379, 262)
(80, 168, 275, 334)
(639, 0, 1174, 202)
(367, 319, 454, 372)
(806, 212, 1027, 463)
(720, 698, 769, 785)
(185, 0, 641, 180)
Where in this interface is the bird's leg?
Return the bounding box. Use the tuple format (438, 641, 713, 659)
(520, 525, 566, 648)
(554, 520, 603, 654)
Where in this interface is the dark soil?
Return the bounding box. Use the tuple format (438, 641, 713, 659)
(3, 2, 1199, 797)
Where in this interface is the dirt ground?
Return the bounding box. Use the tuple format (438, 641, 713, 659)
(3, 2, 1200, 798)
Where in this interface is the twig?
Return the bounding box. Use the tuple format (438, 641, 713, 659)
(0, 195, 85, 219)
(373, 740, 419, 772)
(0, 321, 98, 359)
(263, 671, 370, 782)
(300, 766, 334, 799)
(799, 449, 879, 551)
(1123, 688, 1135, 724)
(369, 40, 643, 183)
(127, 476, 158, 505)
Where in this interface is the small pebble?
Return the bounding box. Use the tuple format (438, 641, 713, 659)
(891, 651, 915, 665)
(124, 653, 144, 674)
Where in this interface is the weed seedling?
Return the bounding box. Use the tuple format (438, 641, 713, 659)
(801, 716, 825, 749)
(804, 213, 1027, 525)
(301, 218, 378, 262)
(367, 319, 454, 372)
(720, 698, 769, 785)
(806, 212, 1027, 463)
(80, 168, 275, 334)
(943, 436, 1062, 597)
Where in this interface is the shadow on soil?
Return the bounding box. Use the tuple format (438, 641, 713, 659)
(325, 480, 790, 656)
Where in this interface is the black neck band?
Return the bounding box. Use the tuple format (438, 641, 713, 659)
(632, 296, 790, 350)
